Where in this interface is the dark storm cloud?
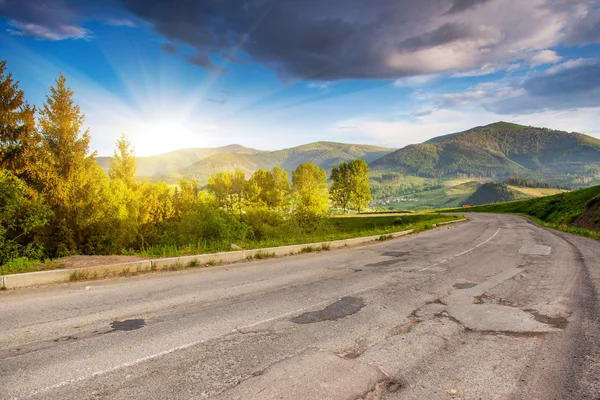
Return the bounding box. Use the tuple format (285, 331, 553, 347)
(117, 0, 600, 80)
(3, 0, 600, 82)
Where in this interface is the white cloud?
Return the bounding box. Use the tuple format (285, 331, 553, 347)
(393, 74, 439, 87)
(452, 63, 499, 77)
(8, 20, 89, 40)
(530, 50, 563, 66)
(307, 81, 332, 93)
(105, 18, 136, 27)
(544, 58, 595, 75)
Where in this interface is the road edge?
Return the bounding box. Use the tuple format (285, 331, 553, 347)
(0, 219, 467, 289)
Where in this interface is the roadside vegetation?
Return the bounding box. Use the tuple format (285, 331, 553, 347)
(0, 60, 461, 276)
(455, 185, 600, 240)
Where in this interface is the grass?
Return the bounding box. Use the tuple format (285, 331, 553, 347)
(378, 234, 394, 241)
(0, 257, 65, 276)
(250, 251, 276, 260)
(69, 270, 89, 281)
(452, 185, 600, 240)
(357, 210, 415, 215)
(507, 186, 567, 199)
(1, 213, 463, 277)
(133, 213, 463, 259)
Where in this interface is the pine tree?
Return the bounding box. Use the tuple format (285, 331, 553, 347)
(38, 74, 96, 182)
(37, 74, 104, 256)
(0, 60, 39, 183)
(109, 134, 137, 189)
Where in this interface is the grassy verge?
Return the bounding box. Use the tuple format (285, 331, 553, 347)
(136, 214, 463, 258)
(1, 214, 464, 276)
(448, 185, 600, 241)
(0, 257, 66, 276)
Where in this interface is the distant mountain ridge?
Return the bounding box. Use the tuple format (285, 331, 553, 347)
(370, 122, 600, 186)
(97, 144, 262, 177)
(154, 141, 395, 184)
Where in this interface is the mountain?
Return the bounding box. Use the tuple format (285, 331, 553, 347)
(154, 142, 395, 184)
(97, 144, 262, 177)
(370, 122, 600, 186)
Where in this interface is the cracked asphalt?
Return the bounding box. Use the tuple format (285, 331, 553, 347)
(0, 214, 599, 400)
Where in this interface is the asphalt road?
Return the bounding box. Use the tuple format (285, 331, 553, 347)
(1, 214, 599, 400)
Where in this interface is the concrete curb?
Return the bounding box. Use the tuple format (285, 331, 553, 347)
(0, 218, 466, 289)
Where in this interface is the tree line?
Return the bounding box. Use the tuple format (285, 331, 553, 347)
(0, 61, 371, 267)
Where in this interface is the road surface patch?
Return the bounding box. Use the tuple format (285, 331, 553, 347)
(519, 245, 551, 255)
(453, 282, 477, 289)
(110, 319, 146, 331)
(291, 296, 365, 324)
(445, 304, 560, 333)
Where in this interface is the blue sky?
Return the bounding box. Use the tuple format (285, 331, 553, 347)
(1, 0, 600, 156)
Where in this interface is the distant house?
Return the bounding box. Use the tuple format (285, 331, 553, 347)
(462, 204, 472, 208)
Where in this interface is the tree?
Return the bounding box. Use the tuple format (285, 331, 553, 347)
(272, 166, 291, 212)
(37, 74, 103, 256)
(231, 170, 247, 217)
(348, 159, 371, 212)
(38, 73, 96, 183)
(291, 162, 328, 227)
(0, 170, 51, 267)
(137, 182, 174, 247)
(0, 60, 39, 183)
(109, 134, 137, 189)
(248, 169, 276, 208)
(329, 162, 351, 213)
(207, 171, 233, 211)
(173, 178, 200, 218)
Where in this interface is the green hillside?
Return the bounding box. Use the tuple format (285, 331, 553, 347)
(461, 185, 600, 236)
(97, 144, 262, 177)
(463, 183, 515, 206)
(156, 142, 394, 184)
(370, 122, 600, 186)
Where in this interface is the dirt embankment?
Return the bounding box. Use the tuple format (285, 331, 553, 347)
(37, 255, 146, 271)
(570, 196, 600, 232)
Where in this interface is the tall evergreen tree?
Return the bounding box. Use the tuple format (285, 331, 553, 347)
(109, 134, 137, 189)
(37, 74, 104, 256)
(39, 74, 96, 183)
(0, 60, 39, 182)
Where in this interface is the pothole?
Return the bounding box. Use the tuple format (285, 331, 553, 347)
(382, 251, 410, 257)
(291, 297, 365, 324)
(110, 319, 146, 331)
(525, 309, 569, 329)
(453, 282, 477, 289)
(364, 259, 400, 268)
